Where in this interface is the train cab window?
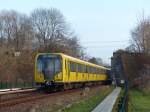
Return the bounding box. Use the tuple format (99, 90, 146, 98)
(37, 59, 43, 73)
(36, 54, 62, 81)
(55, 58, 61, 73)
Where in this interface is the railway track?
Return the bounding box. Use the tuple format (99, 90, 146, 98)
(0, 88, 40, 108)
(0, 85, 103, 109)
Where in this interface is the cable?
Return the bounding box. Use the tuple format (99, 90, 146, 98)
(83, 45, 128, 48)
(81, 40, 129, 44)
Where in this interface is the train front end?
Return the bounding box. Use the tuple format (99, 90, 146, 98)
(34, 53, 63, 86)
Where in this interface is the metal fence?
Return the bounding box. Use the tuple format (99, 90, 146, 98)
(118, 81, 128, 112)
(0, 81, 36, 89)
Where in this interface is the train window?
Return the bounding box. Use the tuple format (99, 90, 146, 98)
(89, 66, 91, 73)
(91, 67, 94, 74)
(95, 68, 97, 74)
(70, 62, 76, 72)
(101, 69, 105, 74)
(87, 66, 90, 73)
(77, 64, 82, 72)
(92, 67, 95, 74)
(94, 68, 96, 74)
(103, 70, 105, 74)
(89, 66, 92, 73)
(101, 69, 103, 74)
(70, 62, 72, 71)
(94, 67, 96, 74)
(85, 65, 87, 73)
(83, 65, 86, 73)
(89, 67, 92, 73)
(99, 69, 101, 74)
(37, 59, 43, 73)
(81, 64, 84, 72)
(98, 69, 100, 74)
(101, 69, 104, 74)
(81, 65, 85, 73)
(103, 70, 106, 74)
(82, 65, 84, 73)
(98, 68, 100, 74)
(55, 58, 61, 73)
(45, 59, 54, 73)
(81, 64, 84, 73)
(86, 65, 89, 73)
(88, 67, 90, 73)
(96, 68, 99, 74)
(92, 67, 94, 74)
(91, 67, 93, 74)
(77, 64, 79, 72)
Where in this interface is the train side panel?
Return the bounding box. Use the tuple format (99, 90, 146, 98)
(61, 55, 109, 83)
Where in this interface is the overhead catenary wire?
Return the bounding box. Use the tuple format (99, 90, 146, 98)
(81, 40, 129, 44)
(80, 40, 129, 48)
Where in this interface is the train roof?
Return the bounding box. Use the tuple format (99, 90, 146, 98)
(36, 53, 110, 70)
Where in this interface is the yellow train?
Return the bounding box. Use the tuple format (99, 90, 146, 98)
(34, 53, 111, 87)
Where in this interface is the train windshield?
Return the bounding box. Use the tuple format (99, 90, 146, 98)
(37, 54, 62, 80)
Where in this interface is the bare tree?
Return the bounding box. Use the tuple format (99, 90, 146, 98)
(0, 16, 4, 47)
(0, 10, 34, 51)
(88, 57, 104, 65)
(130, 15, 150, 54)
(31, 8, 84, 58)
(31, 8, 68, 48)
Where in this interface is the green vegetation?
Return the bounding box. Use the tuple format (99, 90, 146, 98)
(62, 88, 112, 112)
(0, 81, 35, 89)
(129, 90, 150, 112)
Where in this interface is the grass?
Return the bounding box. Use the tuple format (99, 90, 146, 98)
(62, 87, 112, 112)
(129, 89, 150, 112)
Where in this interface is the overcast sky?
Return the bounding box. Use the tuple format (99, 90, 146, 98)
(1, 0, 150, 63)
